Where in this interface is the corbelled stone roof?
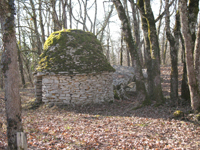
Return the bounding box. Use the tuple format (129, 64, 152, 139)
(36, 29, 115, 74)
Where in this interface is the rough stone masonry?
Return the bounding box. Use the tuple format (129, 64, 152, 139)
(34, 29, 115, 105)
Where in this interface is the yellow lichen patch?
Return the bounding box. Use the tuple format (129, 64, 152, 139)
(173, 110, 184, 118)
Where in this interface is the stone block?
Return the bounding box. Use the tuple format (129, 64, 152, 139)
(42, 99, 49, 103)
(42, 78, 49, 84)
(63, 100, 70, 104)
(54, 79, 59, 83)
(60, 94, 65, 97)
(59, 96, 67, 99)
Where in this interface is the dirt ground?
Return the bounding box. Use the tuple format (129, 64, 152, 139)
(0, 65, 200, 149)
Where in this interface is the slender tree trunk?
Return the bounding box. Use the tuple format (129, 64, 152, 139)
(130, 0, 142, 65)
(30, 0, 42, 55)
(179, 0, 200, 111)
(140, 8, 152, 97)
(157, 0, 163, 36)
(0, 44, 4, 89)
(106, 38, 110, 63)
(51, 0, 61, 31)
(82, 0, 87, 31)
(96, 5, 114, 42)
(0, 0, 23, 149)
(188, 0, 199, 47)
(25, 59, 34, 87)
(165, 0, 179, 102)
(69, 0, 72, 29)
(17, 45, 26, 88)
(93, 0, 97, 34)
(62, 0, 67, 29)
(123, 0, 130, 66)
(17, 1, 26, 88)
(194, 16, 200, 91)
(181, 62, 190, 101)
(112, 0, 149, 103)
(127, 47, 130, 66)
(161, 28, 166, 65)
(120, 25, 123, 66)
(39, 0, 45, 44)
(163, 39, 168, 65)
(47, 7, 51, 37)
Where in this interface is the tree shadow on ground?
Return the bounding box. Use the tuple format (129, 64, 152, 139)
(54, 99, 192, 120)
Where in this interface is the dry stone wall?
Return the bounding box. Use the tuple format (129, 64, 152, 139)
(35, 72, 114, 105)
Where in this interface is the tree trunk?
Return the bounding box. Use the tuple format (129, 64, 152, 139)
(112, 0, 149, 103)
(179, 31, 190, 101)
(96, 5, 114, 43)
(62, 0, 67, 29)
(130, 0, 143, 65)
(157, 0, 163, 37)
(30, 0, 42, 55)
(82, 0, 87, 31)
(25, 59, 34, 87)
(188, 0, 199, 47)
(51, 0, 61, 31)
(139, 4, 152, 97)
(179, 0, 200, 111)
(163, 39, 168, 65)
(165, 0, 179, 102)
(17, 2, 26, 88)
(69, 0, 72, 29)
(93, 0, 97, 34)
(120, 25, 123, 66)
(106, 38, 110, 63)
(0, 0, 23, 149)
(181, 62, 190, 101)
(39, 0, 46, 44)
(194, 16, 200, 92)
(137, 0, 164, 104)
(161, 28, 166, 65)
(123, 0, 130, 66)
(17, 45, 26, 88)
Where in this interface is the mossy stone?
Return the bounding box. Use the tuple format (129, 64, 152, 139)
(37, 29, 115, 74)
(114, 90, 120, 100)
(173, 110, 184, 118)
(195, 113, 200, 121)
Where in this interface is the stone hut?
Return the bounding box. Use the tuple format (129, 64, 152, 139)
(34, 29, 115, 105)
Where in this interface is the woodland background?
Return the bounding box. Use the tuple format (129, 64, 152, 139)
(0, 0, 200, 149)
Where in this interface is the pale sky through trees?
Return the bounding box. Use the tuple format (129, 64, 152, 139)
(75, 0, 161, 41)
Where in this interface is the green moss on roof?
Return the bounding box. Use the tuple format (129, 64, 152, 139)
(37, 29, 115, 74)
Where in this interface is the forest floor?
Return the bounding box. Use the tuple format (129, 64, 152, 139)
(0, 65, 200, 149)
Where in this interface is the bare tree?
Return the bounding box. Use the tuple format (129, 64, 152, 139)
(112, 0, 149, 103)
(179, 0, 200, 111)
(39, 0, 46, 44)
(165, 0, 179, 102)
(96, 4, 114, 43)
(129, 0, 142, 65)
(82, 0, 87, 31)
(30, 0, 42, 55)
(0, 0, 24, 149)
(93, 0, 97, 34)
(50, 0, 62, 31)
(17, 0, 26, 88)
(137, 0, 164, 104)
